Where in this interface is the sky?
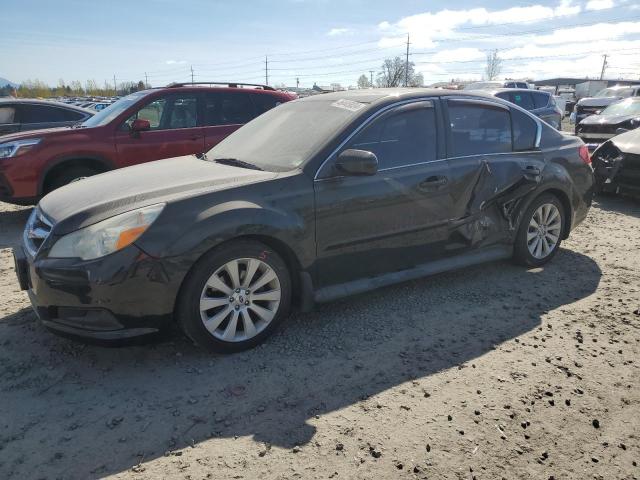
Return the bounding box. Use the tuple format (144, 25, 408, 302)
(1, 0, 639, 89)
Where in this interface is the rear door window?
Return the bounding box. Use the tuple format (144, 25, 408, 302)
(61, 109, 86, 121)
(447, 101, 512, 157)
(345, 102, 437, 170)
(250, 93, 281, 115)
(204, 92, 256, 126)
(18, 104, 69, 123)
(531, 92, 550, 109)
(0, 106, 16, 124)
(507, 92, 535, 111)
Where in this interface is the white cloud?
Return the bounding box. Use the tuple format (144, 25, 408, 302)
(327, 27, 353, 37)
(585, 0, 614, 10)
(165, 60, 187, 65)
(377, 1, 582, 49)
(532, 21, 640, 44)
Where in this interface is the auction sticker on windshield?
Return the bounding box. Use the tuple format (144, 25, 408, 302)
(331, 99, 366, 112)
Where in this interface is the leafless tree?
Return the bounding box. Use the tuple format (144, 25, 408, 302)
(376, 57, 424, 87)
(484, 50, 503, 81)
(357, 74, 372, 89)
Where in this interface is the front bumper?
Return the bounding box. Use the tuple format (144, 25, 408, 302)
(14, 244, 178, 341)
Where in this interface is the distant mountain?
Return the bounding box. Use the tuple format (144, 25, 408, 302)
(0, 77, 17, 88)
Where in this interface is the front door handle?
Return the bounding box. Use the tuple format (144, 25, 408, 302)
(419, 175, 448, 190)
(189, 135, 202, 141)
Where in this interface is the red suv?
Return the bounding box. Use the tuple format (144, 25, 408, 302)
(0, 83, 295, 204)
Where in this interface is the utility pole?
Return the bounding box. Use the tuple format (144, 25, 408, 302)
(144, 72, 149, 88)
(296, 77, 300, 89)
(599, 54, 608, 80)
(369, 70, 374, 87)
(113, 74, 117, 96)
(404, 33, 410, 87)
(190, 65, 194, 84)
(265, 56, 269, 86)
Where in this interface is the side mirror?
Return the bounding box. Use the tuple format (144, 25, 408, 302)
(616, 127, 629, 135)
(335, 149, 378, 176)
(130, 118, 151, 135)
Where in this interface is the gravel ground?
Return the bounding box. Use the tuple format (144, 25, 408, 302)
(0, 195, 639, 480)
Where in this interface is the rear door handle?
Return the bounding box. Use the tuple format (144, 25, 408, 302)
(419, 175, 448, 189)
(189, 136, 202, 141)
(523, 165, 541, 176)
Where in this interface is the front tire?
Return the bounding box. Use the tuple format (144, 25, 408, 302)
(513, 193, 565, 267)
(177, 240, 291, 353)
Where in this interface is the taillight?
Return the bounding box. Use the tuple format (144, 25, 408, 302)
(578, 144, 591, 165)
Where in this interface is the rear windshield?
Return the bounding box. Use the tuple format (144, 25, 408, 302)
(206, 98, 367, 171)
(81, 91, 151, 127)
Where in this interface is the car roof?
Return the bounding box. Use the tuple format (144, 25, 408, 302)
(0, 98, 94, 113)
(155, 84, 292, 97)
(486, 88, 549, 95)
(298, 87, 501, 105)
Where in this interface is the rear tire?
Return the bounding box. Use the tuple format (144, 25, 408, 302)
(45, 166, 100, 194)
(177, 240, 292, 353)
(513, 193, 565, 267)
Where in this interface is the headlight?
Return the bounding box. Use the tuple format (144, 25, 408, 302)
(49, 204, 165, 260)
(0, 139, 41, 158)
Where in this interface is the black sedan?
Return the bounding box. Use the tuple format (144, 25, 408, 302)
(0, 99, 93, 136)
(14, 89, 594, 353)
(577, 97, 640, 150)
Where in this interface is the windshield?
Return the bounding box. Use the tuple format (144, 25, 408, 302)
(206, 97, 367, 171)
(81, 90, 152, 127)
(601, 99, 640, 116)
(595, 87, 634, 98)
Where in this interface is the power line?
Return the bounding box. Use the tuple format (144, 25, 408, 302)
(135, 16, 640, 81)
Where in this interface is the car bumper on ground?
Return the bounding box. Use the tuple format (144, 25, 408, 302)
(13, 244, 178, 342)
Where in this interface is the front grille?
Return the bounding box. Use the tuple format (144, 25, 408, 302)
(23, 208, 53, 257)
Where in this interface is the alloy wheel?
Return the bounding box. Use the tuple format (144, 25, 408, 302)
(199, 258, 281, 342)
(527, 203, 562, 259)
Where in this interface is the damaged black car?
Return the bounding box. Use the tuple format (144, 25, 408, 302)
(577, 97, 640, 150)
(592, 127, 640, 197)
(14, 89, 594, 353)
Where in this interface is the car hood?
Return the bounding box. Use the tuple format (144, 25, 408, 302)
(608, 128, 640, 155)
(580, 113, 640, 126)
(0, 126, 71, 142)
(39, 155, 278, 235)
(577, 97, 621, 107)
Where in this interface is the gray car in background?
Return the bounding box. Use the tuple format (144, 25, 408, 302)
(0, 99, 93, 136)
(489, 89, 563, 129)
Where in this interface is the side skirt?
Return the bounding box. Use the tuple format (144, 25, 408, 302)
(313, 245, 513, 304)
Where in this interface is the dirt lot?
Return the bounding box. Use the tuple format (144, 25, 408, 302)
(0, 195, 639, 480)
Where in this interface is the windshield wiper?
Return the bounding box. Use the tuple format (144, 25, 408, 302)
(213, 158, 263, 171)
